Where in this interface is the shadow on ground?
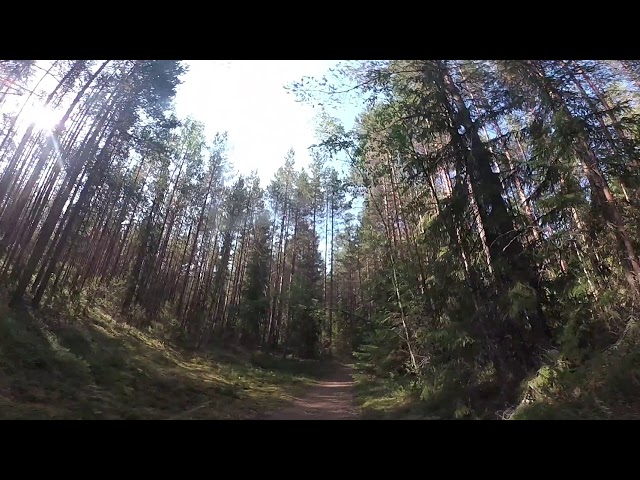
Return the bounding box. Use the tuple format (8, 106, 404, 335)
(0, 302, 332, 420)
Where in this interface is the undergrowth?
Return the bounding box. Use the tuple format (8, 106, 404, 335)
(0, 299, 330, 420)
(352, 323, 640, 420)
(510, 328, 640, 420)
(351, 347, 640, 420)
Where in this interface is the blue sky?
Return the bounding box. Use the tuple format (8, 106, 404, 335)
(174, 60, 362, 186)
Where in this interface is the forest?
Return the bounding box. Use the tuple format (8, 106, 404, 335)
(1, 60, 639, 420)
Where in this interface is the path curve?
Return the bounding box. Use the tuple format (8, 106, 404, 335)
(264, 362, 359, 420)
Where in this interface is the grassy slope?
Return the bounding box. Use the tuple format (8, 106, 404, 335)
(0, 302, 331, 420)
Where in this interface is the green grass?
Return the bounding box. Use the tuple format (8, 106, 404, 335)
(353, 372, 419, 419)
(351, 356, 505, 420)
(350, 361, 441, 420)
(352, 372, 492, 420)
(0, 302, 330, 420)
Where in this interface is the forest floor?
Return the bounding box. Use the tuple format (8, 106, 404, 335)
(8, 288, 638, 420)
(351, 347, 640, 420)
(0, 299, 338, 420)
(352, 372, 431, 419)
(261, 361, 359, 420)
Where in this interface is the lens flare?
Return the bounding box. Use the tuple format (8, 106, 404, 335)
(22, 102, 61, 131)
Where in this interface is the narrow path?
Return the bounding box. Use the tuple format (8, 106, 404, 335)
(263, 362, 359, 420)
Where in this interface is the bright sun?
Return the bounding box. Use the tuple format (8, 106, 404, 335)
(21, 102, 61, 131)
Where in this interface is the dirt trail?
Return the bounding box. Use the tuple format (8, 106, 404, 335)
(263, 362, 359, 420)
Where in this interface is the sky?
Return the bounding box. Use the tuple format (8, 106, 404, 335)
(2, 60, 362, 187)
(173, 60, 362, 186)
(0, 60, 366, 261)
